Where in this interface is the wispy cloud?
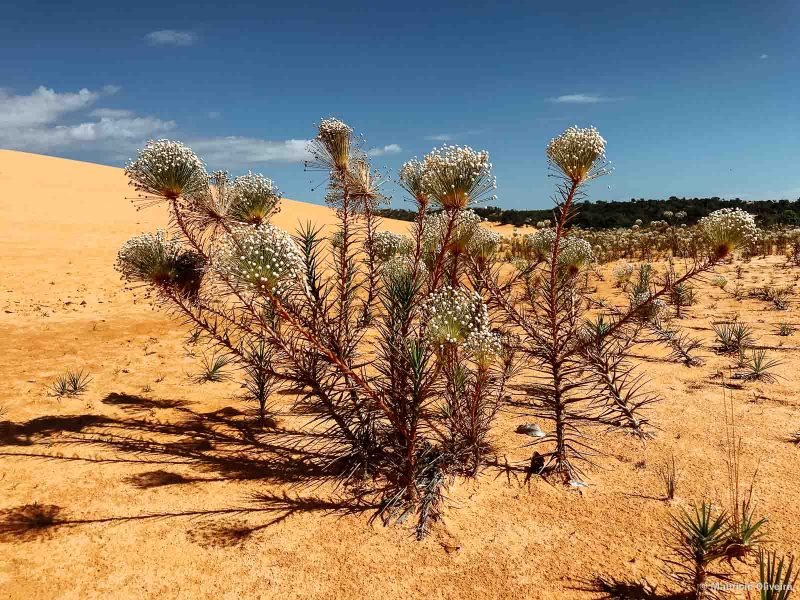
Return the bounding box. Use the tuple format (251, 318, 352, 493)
(547, 94, 620, 104)
(424, 129, 483, 143)
(0, 86, 173, 153)
(144, 30, 198, 46)
(760, 53, 769, 59)
(188, 137, 311, 168)
(366, 143, 402, 157)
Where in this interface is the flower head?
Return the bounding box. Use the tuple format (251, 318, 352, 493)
(422, 286, 490, 347)
(215, 224, 303, 295)
(228, 172, 281, 225)
(546, 126, 607, 183)
(399, 159, 428, 205)
(422, 209, 482, 260)
(524, 228, 593, 273)
(125, 140, 208, 200)
(464, 329, 503, 367)
(116, 230, 204, 297)
(467, 226, 502, 260)
(317, 117, 352, 170)
(382, 255, 427, 290)
(699, 208, 759, 258)
(373, 230, 413, 263)
(420, 145, 496, 210)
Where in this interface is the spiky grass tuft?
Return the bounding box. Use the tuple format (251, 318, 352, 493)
(48, 369, 91, 397)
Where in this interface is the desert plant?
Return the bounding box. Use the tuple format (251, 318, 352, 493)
(195, 353, 236, 383)
(117, 119, 511, 538)
(666, 502, 731, 598)
(670, 282, 696, 318)
(650, 318, 704, 366)
(48, 369, 91, 397)
(656, 452, 679, 500)
(776, 321, 796, 337)
(483, 127, 723, 483)
(759, 550, 798, 600)
(712, 321, 755, 354)
(737, 349, 782, 383)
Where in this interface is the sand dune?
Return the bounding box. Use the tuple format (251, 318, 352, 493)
(1, 150, 798, 599)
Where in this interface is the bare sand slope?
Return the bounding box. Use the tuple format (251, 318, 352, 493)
(1, 150, 799, 599)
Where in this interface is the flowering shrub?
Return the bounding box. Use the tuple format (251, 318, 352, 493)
(699, 208, 759, 258)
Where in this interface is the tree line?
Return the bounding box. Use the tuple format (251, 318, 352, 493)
(377, 197, 800, 228)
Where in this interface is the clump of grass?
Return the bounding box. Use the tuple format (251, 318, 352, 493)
(736, 349, 782, 383)
(195, 353, 235, 383)
(751, 284, 792, 310)
(666, 502, 730, 597)
(776, 321, 796, 337)
(670, 282, 696, 318)
(48, 369, 91, 397)
(656, 452, 679, 500)
(712, 321, 755, 354)
(759, 550, 798, 600)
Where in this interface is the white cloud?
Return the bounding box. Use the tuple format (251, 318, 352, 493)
(90, 108, 135, 118)
(189, 137, 311, 167)
(760, 53, 768, 59)
(144, 30, 198, 46)
(0, 86, 99, 127)
(547, 94, 618, 104)
(0, 86, 173, 153)
(366, 143, 402, 157)
(425, 133, 453, 142)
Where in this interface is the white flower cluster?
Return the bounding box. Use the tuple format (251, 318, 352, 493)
(524, 228, 594, 272)
(215, 224, 304, 295)
(116, 230, 203, 296)
(116, 230, 181, 283)
(631, 292, 667, 322)
(420, 145, 496, 209)
(125, 139, 208, 200)
(467, 226, 502, 260)
(423, 209, 482, 257)
(317, 117, 352, 169)
(229, 172, 280, 224)
(382, 255, 427, 288)
(699, 208, 759, 257)
(422, 286, 491, 347)
(546, 126, 607, 183)
(373, 230, 413, 262)
(463, 328, 503, 366)
(612, 263, 635, 286)
(399, 159, 426, 201)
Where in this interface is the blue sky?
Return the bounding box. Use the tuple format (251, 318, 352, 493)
(1, 0, 798, 209)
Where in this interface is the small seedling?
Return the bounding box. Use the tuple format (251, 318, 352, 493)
(48, 369, 91, 397)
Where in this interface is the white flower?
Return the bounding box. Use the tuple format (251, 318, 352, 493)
(125, 139, 208, 200)
(422, 209, 482, 259)
(467, 227, 502, 260)
(546, 126, 607, 183)
(699, 208, 759, 258)
(422, 286, 490, 347)
(373, 230, 413, 262)
(214, 223, 303, 294)
(420, 145, 496, 209)
(229, 172, 280, 224)
(116, 230, 203, 297)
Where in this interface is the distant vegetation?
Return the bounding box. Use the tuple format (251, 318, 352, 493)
(379, 197, 800, 228)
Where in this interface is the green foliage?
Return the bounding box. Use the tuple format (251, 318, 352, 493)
(759, 550, 798, 600)
(48, 369, 91, 397)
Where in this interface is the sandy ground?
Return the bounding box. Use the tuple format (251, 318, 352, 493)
(1, 149, 798, 599)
